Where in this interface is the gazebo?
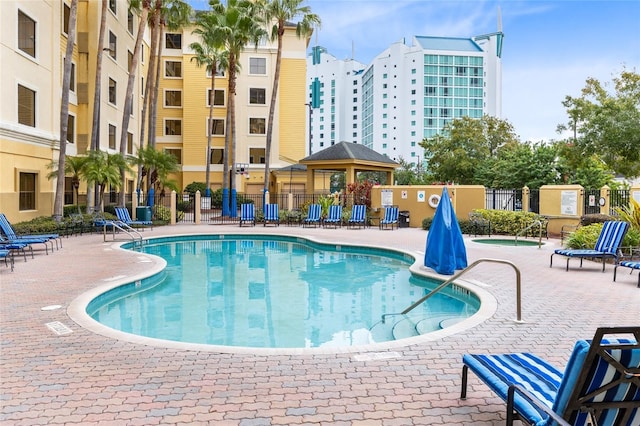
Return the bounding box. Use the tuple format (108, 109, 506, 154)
(299, 142, 399, 193)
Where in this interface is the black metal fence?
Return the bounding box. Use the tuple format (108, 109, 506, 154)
(485, 189, 524, 211)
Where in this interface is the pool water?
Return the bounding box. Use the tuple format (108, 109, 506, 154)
(88, 236, 480, 349)
(473, 238, 543, 247)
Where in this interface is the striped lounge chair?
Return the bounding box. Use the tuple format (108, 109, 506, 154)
(348, 205, 366, 229)
(239, 203, 255, 227)
(323, 205, 342, 228)
(550, 221, 629, 271)
(263, 204, 279, 227)
(614, 260, 640, 288)
(379, 206, 399, 230)
(461, 326, 640, 426)
(302, 204, 321, 228)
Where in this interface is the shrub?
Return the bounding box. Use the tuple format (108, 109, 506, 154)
(184, 181, 207, 195)
(565, 222, 640, 250)
(11, 216, 68, 235)
(472, 209, 539, 235)
(154, 205, 183, 222)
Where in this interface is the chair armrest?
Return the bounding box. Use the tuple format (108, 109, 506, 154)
(507, 384, 570, 426)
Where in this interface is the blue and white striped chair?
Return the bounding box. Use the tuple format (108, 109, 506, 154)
(614, 260, 640, 288)
(0, 249, 14, 271)
(550, 221, 629, 271)
(323, 205, 343, 228)
(379, 206, 399, 230)
(461, 326, 640, 426)
(302, 204, 321, 228)
(239, 203, 255, 227)
(348, 205, 366, 229)
(263, 204, 279, 227)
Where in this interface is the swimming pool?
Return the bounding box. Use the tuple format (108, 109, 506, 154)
(86, 235, 481, 350)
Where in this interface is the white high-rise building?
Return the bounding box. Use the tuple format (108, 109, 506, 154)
(307, 31, 504, 166)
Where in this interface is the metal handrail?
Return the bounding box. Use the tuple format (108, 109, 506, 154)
(382, 258, 522, 323)
(515, 220, 543, 248)
(103, 220, 143, 245)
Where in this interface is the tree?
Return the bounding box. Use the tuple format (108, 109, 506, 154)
(559, 69, 640, 178)
(82, 151, 129, 212)
(261, 0, 320, 195)
(53, 0, 78, 220)
(87, 0, 108, 213)
(131, 146, 180, 195)
(210, 0, 266, 216)
(118, 0, 151, 206)
(47, 156, 88, 214)
(420, 115, 519, 184)
(190, 10, 228, 197)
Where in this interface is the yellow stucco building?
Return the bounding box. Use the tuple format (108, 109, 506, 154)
(0, 0, 309, 223)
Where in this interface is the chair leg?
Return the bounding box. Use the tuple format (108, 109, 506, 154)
(614, 265, 618, 282)
(460, 365, 468, 399)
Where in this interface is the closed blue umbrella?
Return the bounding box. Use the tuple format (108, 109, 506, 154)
(424, 187, 467, 275)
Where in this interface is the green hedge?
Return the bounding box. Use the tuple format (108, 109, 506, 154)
(565, 222, 640, 251)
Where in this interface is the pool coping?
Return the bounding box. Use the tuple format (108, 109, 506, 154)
(67, 231, 498, 355)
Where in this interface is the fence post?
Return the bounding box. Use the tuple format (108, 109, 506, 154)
(522, 186, 530, 213)
(170, 190, 177, 225)
(195, 191, 201, 224)
(599, 185, 610, 215)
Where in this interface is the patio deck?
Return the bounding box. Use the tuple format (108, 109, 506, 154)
(1, 224, 638, 425)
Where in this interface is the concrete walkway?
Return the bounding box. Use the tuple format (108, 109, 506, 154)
(1, 223, 638, 425)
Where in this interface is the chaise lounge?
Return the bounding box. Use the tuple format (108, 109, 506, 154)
(461, 326, 640, 426)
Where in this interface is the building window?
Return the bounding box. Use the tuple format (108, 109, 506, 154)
(108, 124, 116, 149)
(208, 118, 225, 136)
(206, 89, 225, 106)
(249, 148, 265, 164)
(127, 132, 133, 154)
(18, 10, 36, 58)
(165, 148, 182, 164)
(164, 119, 182, 136)
(210, 148, 224, 164)
(108, 78, 116, 104)
(249, 88, 266, 105)
(108, 31, 116, 59)
(108, 0, 116, 14)
(165, 33, 181, 49)
(67, 114, 75, 144)
(127, 10, 134, 34)
(249, 118, 266, 134)
(249, 57, 266, 74)
(69, 62, 76, 92)
(18, 84, 35, 127)
(164, 90, 182, 107)
(165, 61, 182, 78)
(63, 3, 70, 35)
(19, 172, 37, 210)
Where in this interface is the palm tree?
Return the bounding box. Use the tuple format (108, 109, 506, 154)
(190, 10, 229, 198)
(53, 0, 78, 221)
(130, 146, 180, 202)
(87, 0, 108, 213)
(118, 0, 151, 206)
(262, 0, 319, 195)
(211, 0, 266, 216)
(83, 151, 130, 212)
(47, 155, 88, 214)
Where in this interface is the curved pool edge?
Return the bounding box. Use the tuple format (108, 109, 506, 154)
(67, 232, 498, 356)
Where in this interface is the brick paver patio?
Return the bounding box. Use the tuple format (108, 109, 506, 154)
(1, 224, 638, 425)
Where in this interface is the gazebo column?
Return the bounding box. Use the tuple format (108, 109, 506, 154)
(306, 167, 316, 193)
(387, 170, 394, 185)
(346, 166, 357, 187)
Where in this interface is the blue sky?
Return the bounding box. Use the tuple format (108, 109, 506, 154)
(187, 0, 640, 143)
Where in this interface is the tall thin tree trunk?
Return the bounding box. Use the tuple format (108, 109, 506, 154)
(118, 4, 149, 206)
(87, 0, 108, 213)
(205, 66, 216, 197)
(54, 0, 78, 221)
(149, 22, 164, 150)
(263, 22, 284, 195)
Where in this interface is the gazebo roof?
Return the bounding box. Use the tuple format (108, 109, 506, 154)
(300, 142, 398, 166)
